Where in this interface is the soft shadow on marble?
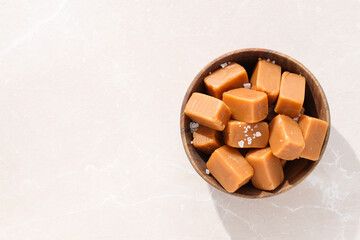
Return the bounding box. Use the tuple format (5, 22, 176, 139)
(210, 127, 360, 240)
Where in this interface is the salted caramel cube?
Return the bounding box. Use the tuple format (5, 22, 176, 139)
(245, 147, 284, 191)
(184, 93, 231, 131)
(274, 72, 306, 118)
(269, 114, 305, 160)
(280, 159, 287, 167)
(250, 60, 281, 104)
(193, 125, 223, 154)
(298, 115, 328, 161)
(207, 145, 254, 193)
(224, 120, 269, 148)
(222, 88, 268, 123)
(205, 63, 249, 99)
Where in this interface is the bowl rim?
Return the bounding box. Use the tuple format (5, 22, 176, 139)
(180, 48, 331, 198)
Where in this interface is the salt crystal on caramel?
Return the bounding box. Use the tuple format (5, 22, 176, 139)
(224, 120, 269, 148)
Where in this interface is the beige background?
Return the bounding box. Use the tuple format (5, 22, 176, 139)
(0, 0, 359, 239)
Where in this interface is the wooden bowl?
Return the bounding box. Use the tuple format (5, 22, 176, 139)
(180, 48, 331, 198)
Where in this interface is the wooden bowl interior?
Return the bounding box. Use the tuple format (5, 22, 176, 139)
(180, 49, 330, 198)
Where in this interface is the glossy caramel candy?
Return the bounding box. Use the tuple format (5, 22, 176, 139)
(275, 72, 305, 118)
(269, 115, 305, 160)
(298, 115, 328, 161)
(192, 125, 222, 154)
(250, 59, 281, 104)
(184, 93, 231, 131)
(207, 146, 254, 193)
(223, 88, 268, 123)
(246, 147, 284, 191)
(205, 63, 249, 99)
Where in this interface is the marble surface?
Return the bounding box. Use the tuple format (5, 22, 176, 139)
(0, 0, 359, 239)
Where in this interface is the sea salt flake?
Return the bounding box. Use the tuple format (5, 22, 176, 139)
(245, 134, 248, 137)
(220, 62, 228, 68)
(280, 139, 283, 142)
(238, 140, 245, 148)
(190, 122, 199, 133)
(243, 83, 251, 89)
(190, 141, 193, 144)
(247, 137, 252, 145)
(209, 71, 212, 75)
(255, 131, 262, 137)
(267, 58, 270, 62)
(205, 169, 210, 175)
(254, 124, 258, 128)
(293, 113, 302, 122)
(272, 60, 275, 64)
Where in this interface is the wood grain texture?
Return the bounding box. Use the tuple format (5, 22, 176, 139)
(180, 48, 331, 199)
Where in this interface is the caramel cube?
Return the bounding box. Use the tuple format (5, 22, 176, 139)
(246, 147, 284, 191)
(224, 120, 269, 148)
(274, 72, 306, 118)
(222, 88, 268, 123)
(250, 59, 281, 104)
(205, 63, 249, 99)
(269, 114, 305, 160)
(298, 115, 328, 161)
(184, 93, 231, 131)
(193, 125, 223, 154)
(207, 145, 254, 193)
